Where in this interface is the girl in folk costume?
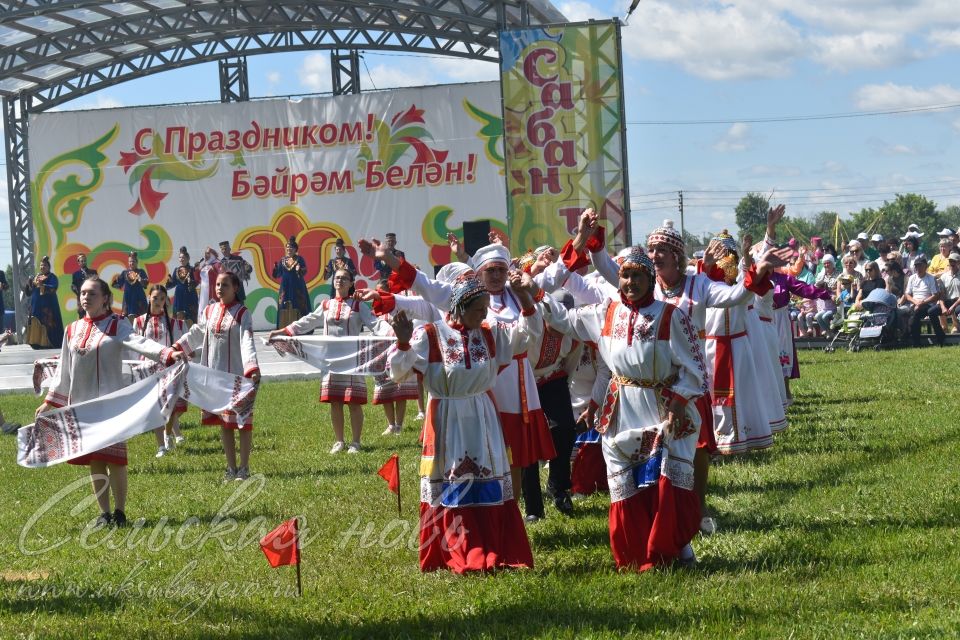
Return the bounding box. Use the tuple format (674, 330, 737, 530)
(370, 280, 420, 436)
(165, 246, 200, 324)
(367, 238, 557, 514)
(268, 268, 376, 454)
(35, 277, 183, 527)
(23, 255, 64, 349)
(387, 272, 541, 573)
(539, 249, 708, 570)
(196, 246, 221, 310)
(272, 236, 310, 328)
(174, 272, 260, 481)
(133, 285, 189, 457)
(112, 251, 149, 319)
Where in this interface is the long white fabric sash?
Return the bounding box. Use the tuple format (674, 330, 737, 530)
(265, 335, 395, 377)
(17, 362, 256, 468)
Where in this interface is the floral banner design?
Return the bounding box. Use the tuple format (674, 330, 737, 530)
(28, 82, 508, 328)
(500, 20, 630, 254)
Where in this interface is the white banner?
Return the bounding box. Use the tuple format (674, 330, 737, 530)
(28, 82, 507, 329)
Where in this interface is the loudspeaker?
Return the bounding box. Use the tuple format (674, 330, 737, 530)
(463, 220, 491, 257)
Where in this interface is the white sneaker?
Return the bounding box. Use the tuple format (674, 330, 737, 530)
(164, 435, 175, 450)
(381, 425, 397, 436)
(329, 441, 345, 454)
(235, 466, 250, 481)
(677, 543, 697, 567)
(347, 442, 361, 454)
(155, 446, 167, 458)
(174, 435, 185, 444)
(223, 467, 237, 483)
(700, 516, 717, 536)
(415, 412, 425, 421)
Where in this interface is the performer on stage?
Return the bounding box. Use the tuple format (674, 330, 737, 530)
(218, 240, 253, 302)
(387, 270, 540, 573)
(166, 247, 200, 324)
(174, 272, 260, 481)
(272, 236, 310, 328)
(35, 277, 182, 527)
(196, 246, 221, 310)
(133, 285, 189, 457)
(268, 268, 376, 453)
(322, 238, 357, 298)
(70, 253, 97, 319)
(112, 251, 149, 319)
(23, 256, 64, 349)
(539, 248, 707, 570)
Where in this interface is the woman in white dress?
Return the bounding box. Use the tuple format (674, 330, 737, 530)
(35, 277, 182, 527)
(540, 249, 708, 570)
(268, 268, 376, 453)
(175, 272, 260, 481)
(388, 272, 540, 573)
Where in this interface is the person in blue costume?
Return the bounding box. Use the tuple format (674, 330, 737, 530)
(112, 251, 149, 320)
(70, 253, 98, 319)
(23, 255, 64, 349)
(272, 236, 310, 328)
(166, 246, 200, 323)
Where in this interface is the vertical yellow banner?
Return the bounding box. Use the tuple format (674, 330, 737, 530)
(500, 20, 630, 254)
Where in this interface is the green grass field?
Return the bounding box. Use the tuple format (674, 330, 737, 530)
(1, 348, 958, 639)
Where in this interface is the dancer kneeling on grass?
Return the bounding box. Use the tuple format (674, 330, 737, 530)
(35, 277, 185, 527)
(133, 285, 189, 457)
(388, 272, 541, 573)
(268, 268, 376, 454)
(540, 249, 708, 570)
(174, 272, 260, 482)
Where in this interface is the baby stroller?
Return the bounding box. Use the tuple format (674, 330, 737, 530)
(848, 289, 900, 351)
(824, 290, 862, 352)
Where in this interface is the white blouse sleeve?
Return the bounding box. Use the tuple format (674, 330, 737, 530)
(239, 307, 259, 376)
(411, 270, 453, 311)
(44, 324, 74, 407)
(119, 317, 172, 362)
(391, 294, 443, 322)
(285, 303, 326, 335)
(666, 308, 708, 403)
(388, 326, 428, 382)
(591, 249, 621, 288)
(540, 293, 606, 345)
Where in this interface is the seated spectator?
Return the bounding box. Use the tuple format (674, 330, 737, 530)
(836, 254, 862, 306)
(900, 236, 925, 275)
(902, 255, 945, 346)
(930, 252, 960, 334)
(814, 255, 839, 333)
(853, 261, 884, 310)
(928, 238, 952, 277)
(884, 254, 906, 297)
(795, 297, 818, 337)
(846, 240, 867, 275)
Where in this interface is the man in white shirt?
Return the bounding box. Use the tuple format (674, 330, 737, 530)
(903, 255, 945, 346)
(930, 252, 960, 334)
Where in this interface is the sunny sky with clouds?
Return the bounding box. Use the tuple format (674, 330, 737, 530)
(4, 0, 960, 261)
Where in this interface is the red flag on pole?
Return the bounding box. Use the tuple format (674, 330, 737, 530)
(259, 518, 299, 568)
(378, 454, 400, 494)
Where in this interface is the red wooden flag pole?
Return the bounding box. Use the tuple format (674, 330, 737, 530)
(295, 516, 303, 597)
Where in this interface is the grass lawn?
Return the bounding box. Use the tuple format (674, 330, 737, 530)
(1, 348, 958, 639)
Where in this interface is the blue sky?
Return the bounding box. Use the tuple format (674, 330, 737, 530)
(4, 0, 960, 264)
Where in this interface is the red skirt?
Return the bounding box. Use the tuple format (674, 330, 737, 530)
(418, 499, 534, 573)
(319, 373, 367, 405)
(608, 476, 700, 571)
(500, 409, 556, 468)
(202, 410, 254, 431)
(69, 441, 127, 466)
(571, 442, 608, 495)
(694, 394, 718, 453)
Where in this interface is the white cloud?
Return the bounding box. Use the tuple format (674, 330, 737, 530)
(854, 82, 960, 110)
(622, 2, 804, 80)
(557, 0, 606, 23)
(953, 119, 960, 133)
(427, 57, 498, 84)
(866, 137, 928, 156)
(59, 94, 124, 111)
(713, 123, 752, 152)
(738, 165, 802, 178)
(753, 0, 960, 35)
(360, 63, 431, 90)
(811, 32, 916, 71)
(298, 53, 330, 92)
(928, 29, 960, 49)
(266, 71, 281, 85)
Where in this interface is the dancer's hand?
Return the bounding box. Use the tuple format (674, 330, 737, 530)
(391, 311, 414, 344)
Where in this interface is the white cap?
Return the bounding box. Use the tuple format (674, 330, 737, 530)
(871, 233, 884, 242)
(857, 232, 869, 241)
(900, 231, 922, 241)
(937, 227, 954, 237)
(823, 254, 836, 263)
(847, 239, 860, 249)
(435, 262, 474, 284)
(469, 244, 511, 272)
